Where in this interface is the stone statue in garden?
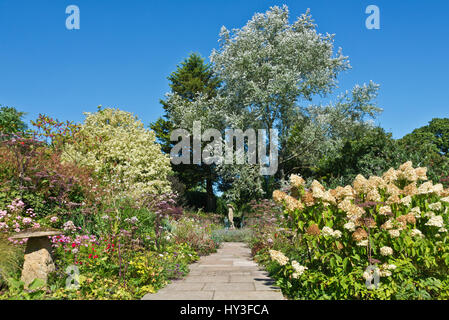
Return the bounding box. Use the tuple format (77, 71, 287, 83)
(227, 204, 235, 229)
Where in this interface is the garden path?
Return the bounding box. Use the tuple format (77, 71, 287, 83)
(142, 242, 285, 300)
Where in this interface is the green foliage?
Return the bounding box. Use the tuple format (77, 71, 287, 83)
(151, 53, 221, 211)
(402, 118, 449, 156)
(172, 215, 220, 255)
(0, 237, 23, 290)
(0, 106, 27, 135)
(316, 123, 449, 188)
(30, 114, 81, 148)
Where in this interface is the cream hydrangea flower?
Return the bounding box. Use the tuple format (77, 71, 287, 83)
(382, 168, 398, 184)
(379, 206, 392, 216)
(410, 229, 424, 238)
(321, 226, 334, 237)
(388, 229, 400, 238)
(380, 246, 393, 256)
(379, 269, 392, 277)
(425, 215, 444, 228)
(343, 221, 356, 232)
(332, 230, 342, 239)
(415, 167, 428, 181)
(321, 227, 342, 238)
(418, 182, 435, 195)
(290, 174, 305, 188)
(357, 240, 369, 247)
(428, 202, 442, 211)
(291, 260, 308, 278)
(400, 195, 412, 207)
(269, 250, 289, 266)
(381, 219, 394, 230)
(411, 206, 421, 218)
(353, 174, 369, 194)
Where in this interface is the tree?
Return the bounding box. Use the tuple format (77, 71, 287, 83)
(398, 118, 449, 183)
(62, 107, 173, 201)
(283, 82, 382, 180)
(209, 6, 383, 188)
(0, 106, 27, 135)
(151, 53, 221, 211)
(160, 6, 384, 206)
(210, 6, 350, 155)
(401, 118, 449, 156)
(316, 122, 449, 188)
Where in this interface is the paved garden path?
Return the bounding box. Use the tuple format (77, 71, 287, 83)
(142, 242, 285, 300)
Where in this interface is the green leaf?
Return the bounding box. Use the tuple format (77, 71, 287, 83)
(28, 278, 45, 290)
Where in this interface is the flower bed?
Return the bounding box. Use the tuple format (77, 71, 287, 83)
(253, 162, 449, 299)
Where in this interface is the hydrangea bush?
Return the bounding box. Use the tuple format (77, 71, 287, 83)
(270, 162, 449, 299)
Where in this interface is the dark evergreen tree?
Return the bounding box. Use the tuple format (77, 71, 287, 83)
(151, 53, 221, 212)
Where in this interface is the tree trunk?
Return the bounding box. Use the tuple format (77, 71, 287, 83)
(206, 176, 215, 212)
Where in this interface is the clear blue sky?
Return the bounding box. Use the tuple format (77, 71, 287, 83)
(1, 0, 448, 138)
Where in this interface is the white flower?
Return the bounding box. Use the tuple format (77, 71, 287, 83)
(291, 260, 307, 278)
(411, 206, 421, 218)
(410, 229, 424, 238)
(321, 226, 342, 238)
(379, 270, 392, 277)
(441, 197, 449, 203)
(400, 196, 412, 207)
(425, 211, 436, 218)
(428, 202, 442, 211)
(321, 226, 334, 237)
(344, 221, 356, 232)
(379, 206, 392, 216)
(332, 230, 342, 239)
(363, 270, 373, 280)
(387, 264, 397, 270)
(438, 228, 447, 233)
(388, 229, 400, 238)
(357, 240, 369, 247)
(425, 215, 444, 228)
(380, 246, 393, 256)
(269, 250, 289, 266)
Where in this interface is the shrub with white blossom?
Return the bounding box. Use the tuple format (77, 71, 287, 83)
(62, 108, 172, 200)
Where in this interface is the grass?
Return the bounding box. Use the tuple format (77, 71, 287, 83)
(0, 236, 23, 290)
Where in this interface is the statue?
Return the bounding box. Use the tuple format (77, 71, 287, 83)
(227, 204, 235, 229)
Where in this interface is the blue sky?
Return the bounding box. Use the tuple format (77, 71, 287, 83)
(0, 0, 448, 138)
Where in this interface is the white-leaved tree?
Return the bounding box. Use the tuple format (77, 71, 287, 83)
(211, 5, 350, 136)
(165, 5, 383, 206)
(210, 5, 381, 184)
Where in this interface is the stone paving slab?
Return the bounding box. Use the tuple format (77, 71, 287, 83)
(142, 242, 285, 300)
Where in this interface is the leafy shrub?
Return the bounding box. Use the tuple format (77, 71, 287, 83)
(267, 162, 449, 299)
(62, 107, 172, 201)
(172, 216, 220, 256)
(0, 134, 102, 217)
